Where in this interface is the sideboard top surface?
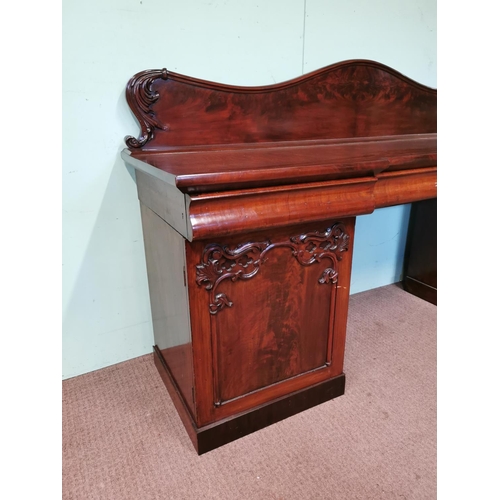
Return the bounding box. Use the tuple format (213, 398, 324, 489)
(122, 60, 437, 239)
(123, 59, 436, 194)
(129, 133, 436, 194)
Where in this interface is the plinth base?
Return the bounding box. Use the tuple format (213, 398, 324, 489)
(153, 346, 345, 455)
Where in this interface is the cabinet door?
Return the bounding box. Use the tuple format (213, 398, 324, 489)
(187, 219, 355, 425)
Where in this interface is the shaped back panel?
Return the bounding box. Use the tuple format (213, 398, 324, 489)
(125, 60, 437, 151)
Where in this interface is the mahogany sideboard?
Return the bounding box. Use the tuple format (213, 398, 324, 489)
(121, 60, 437, 454)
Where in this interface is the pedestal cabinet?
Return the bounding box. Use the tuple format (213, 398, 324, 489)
(121, 60, 437, 454)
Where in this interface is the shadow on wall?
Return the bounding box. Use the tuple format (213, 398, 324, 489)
(350, 203, 412, 295)
(63, 149, 154, 379)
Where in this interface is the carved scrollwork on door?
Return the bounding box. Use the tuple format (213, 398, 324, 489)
(195, 241, 270, 315)
(196, 223, 349, 314)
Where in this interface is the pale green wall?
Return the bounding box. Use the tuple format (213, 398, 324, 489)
(62, 0, 436, 379)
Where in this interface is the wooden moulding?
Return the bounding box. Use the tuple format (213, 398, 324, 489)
(187, 177, 376, 240)
(122, 60, 437, 454)
(124, 59, 436, 151)
(128, 163, 437, 242)
(122, 59, 437, 240)
(130, 133, 437, 194)
(154, 346, 345, 455)
(374, 167, 437, 208)
(185, 167, 438, 240)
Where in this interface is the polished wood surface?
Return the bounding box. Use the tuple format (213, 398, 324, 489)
(187, 177, 374, 240)
(122, 60, 436, 243)
(140, 205, 195, 416)
(155, 346, 345, 454)
(122, 60, 437, 453)
(131, 134, 436, 194)
(185, 219, 354, 425)
(125, 60, 436, 150)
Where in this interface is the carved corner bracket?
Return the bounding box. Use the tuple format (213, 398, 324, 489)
(196, 223, 349, 314)
(124, 68, 169, 149)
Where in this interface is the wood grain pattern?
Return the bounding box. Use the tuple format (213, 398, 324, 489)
(195, 222, 348, 315)
(374, 167, 437, 207)
(214, 247, 333, 403)
(184, 219, 355, 425)
(125, 60, 436, 151)
(198, 222, 349, 405)
(153, 347, 198, 447)
(131, 133, 436, 194)
(122, 60, 437, 452)
(187, 177, 376, 240)
(154, 343, 345, 455)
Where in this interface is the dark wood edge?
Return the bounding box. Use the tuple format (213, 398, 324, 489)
(401, 198, 437, 305)
(195, 374, 345, 455)
(131, 132, 436, 155)
(153, 346, 200, 451)
(153, 346, 345, 455)
(140, 59, 437, 95)
(402, 276, 437, 305)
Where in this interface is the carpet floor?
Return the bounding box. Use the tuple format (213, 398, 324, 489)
(63, 283, 436, 500)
